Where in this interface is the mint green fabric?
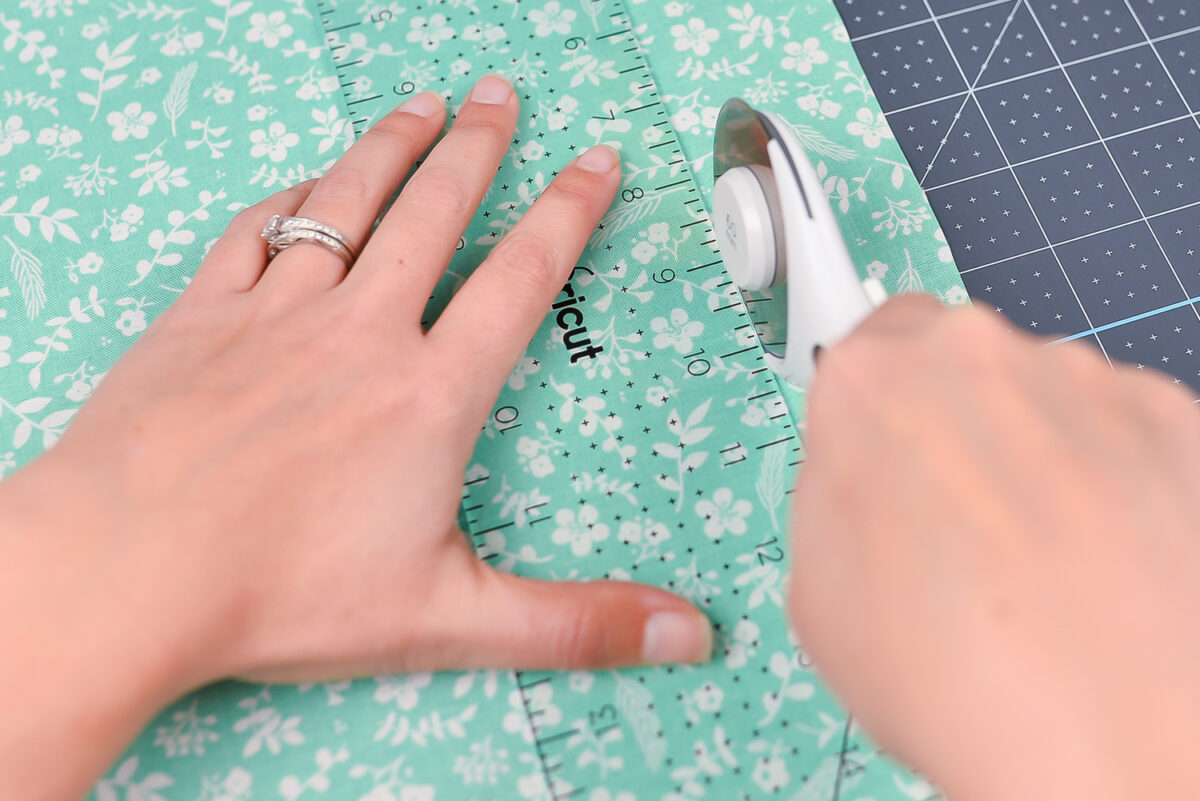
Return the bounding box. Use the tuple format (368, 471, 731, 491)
(0, 1, 961, 799)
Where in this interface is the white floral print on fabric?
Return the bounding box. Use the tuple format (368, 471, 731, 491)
(0, 1, 965, 799)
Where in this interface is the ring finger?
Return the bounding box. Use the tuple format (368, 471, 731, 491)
(255, 91, 447, 301)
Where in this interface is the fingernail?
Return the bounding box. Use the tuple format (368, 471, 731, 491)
(642, 611, 713, 665)
(396, 91, 443, 118)
(470, 74, 512, 105)
(576, 144, 618, 174)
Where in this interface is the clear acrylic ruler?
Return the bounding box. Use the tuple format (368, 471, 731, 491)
(302, 1, 916, 799)
(80, 1, 922, 799)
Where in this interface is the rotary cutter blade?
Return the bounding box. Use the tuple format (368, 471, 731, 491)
(713, 98, 887, 389)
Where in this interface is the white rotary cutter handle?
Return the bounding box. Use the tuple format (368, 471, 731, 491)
(713, 98, 887, 389)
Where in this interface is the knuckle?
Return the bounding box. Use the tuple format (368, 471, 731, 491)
(543, 172, 602, 218)
(368, 110, 428, 153)
(453, 103, 514, 139)
(231, 203, 269, 232)
(555, 604, 609, 669)
(403, 165, 476, 219)
(491, 233, 562, 288)
(313, 168, 372, 207)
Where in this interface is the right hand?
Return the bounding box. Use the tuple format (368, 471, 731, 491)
(788, 296, 1200, 801)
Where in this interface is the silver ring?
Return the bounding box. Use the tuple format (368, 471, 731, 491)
(260, 214, 359, 267)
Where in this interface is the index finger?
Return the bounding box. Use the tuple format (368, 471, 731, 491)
(429, 145, 621, 401)
(838, 293, 946, 346)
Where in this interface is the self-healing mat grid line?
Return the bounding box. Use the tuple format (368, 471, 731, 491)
(836, 0, 1200, 395)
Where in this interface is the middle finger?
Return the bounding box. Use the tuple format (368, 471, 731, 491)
(342, 74, 519, 321)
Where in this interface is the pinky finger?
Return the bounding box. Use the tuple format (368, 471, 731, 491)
(187, 179, 318, 294)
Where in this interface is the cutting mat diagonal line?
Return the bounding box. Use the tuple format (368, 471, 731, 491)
(918, 0, 1023, 187)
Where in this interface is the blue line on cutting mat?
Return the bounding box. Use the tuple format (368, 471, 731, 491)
(1051, 296, 1200, 344)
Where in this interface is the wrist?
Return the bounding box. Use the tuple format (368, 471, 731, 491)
(0, 451, 226, 799)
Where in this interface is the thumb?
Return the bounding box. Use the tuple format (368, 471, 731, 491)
(448, 564, 713, 670)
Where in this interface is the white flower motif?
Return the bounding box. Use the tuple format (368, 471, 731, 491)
(520, 140, 546, 163)
(847, 107, 893, 149)
(646, 222, 671, 245)
(671, 18, 719, 56)
(407, 14, 454, 51)
(752, 755, 789, 793)
(694, 487, 752, 539)
(866, 260, 888, 280)
(650, 308, 704, 354)
(693, 681, 724, 712)
(139, 67, 162, 85)
(547, 95, 578, 130)
(503, 684, 561, 734)
(19, 164, 40, 183)
(664, 1, 685, 17)
(106, 103, 157, 142)
(943, 285, 969, 305)
(528, 1, 577, 37)
(568, 671, 594, 693)
(247, 11, 293, 48)
(798, 94, 841, 119)
(631, 240, 657, 264)
(115, 309, 147, 336)
(0, 116, 31, 156)
(77, 252, 103, 274)
(247, 104, 269, 122)
(65, 380, 92, 402)
(250, 121, 300, 163)
(161, 30, 203, 57)
(672, 105, 701, 133)
(120, 204, 143, 225)
(222, 767, 252, 796)
(724, 618, 760, 669)
(372, 673, 432, 710)
(781, 37, 828, 75)
(507, 355, 540, 390)
(617, 518, 670, 546)
(740, 404, 767, 427)
(551, 504, 610, 557)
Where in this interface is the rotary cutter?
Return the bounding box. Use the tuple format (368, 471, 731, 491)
(713, 98, 888, 389)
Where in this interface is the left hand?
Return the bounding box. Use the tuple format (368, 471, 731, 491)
(0, 75, 711, 801)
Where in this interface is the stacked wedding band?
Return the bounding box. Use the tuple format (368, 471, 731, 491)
(260, 214, 359, 266)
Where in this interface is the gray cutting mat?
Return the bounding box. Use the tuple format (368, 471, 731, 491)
(834, 0, 1200, 395)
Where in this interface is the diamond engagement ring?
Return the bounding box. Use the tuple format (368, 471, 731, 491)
(260, 214, 359, 267)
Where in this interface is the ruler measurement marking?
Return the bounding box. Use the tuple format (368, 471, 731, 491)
(306, 3, 804, 796)
(537, 728, 579, 747)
